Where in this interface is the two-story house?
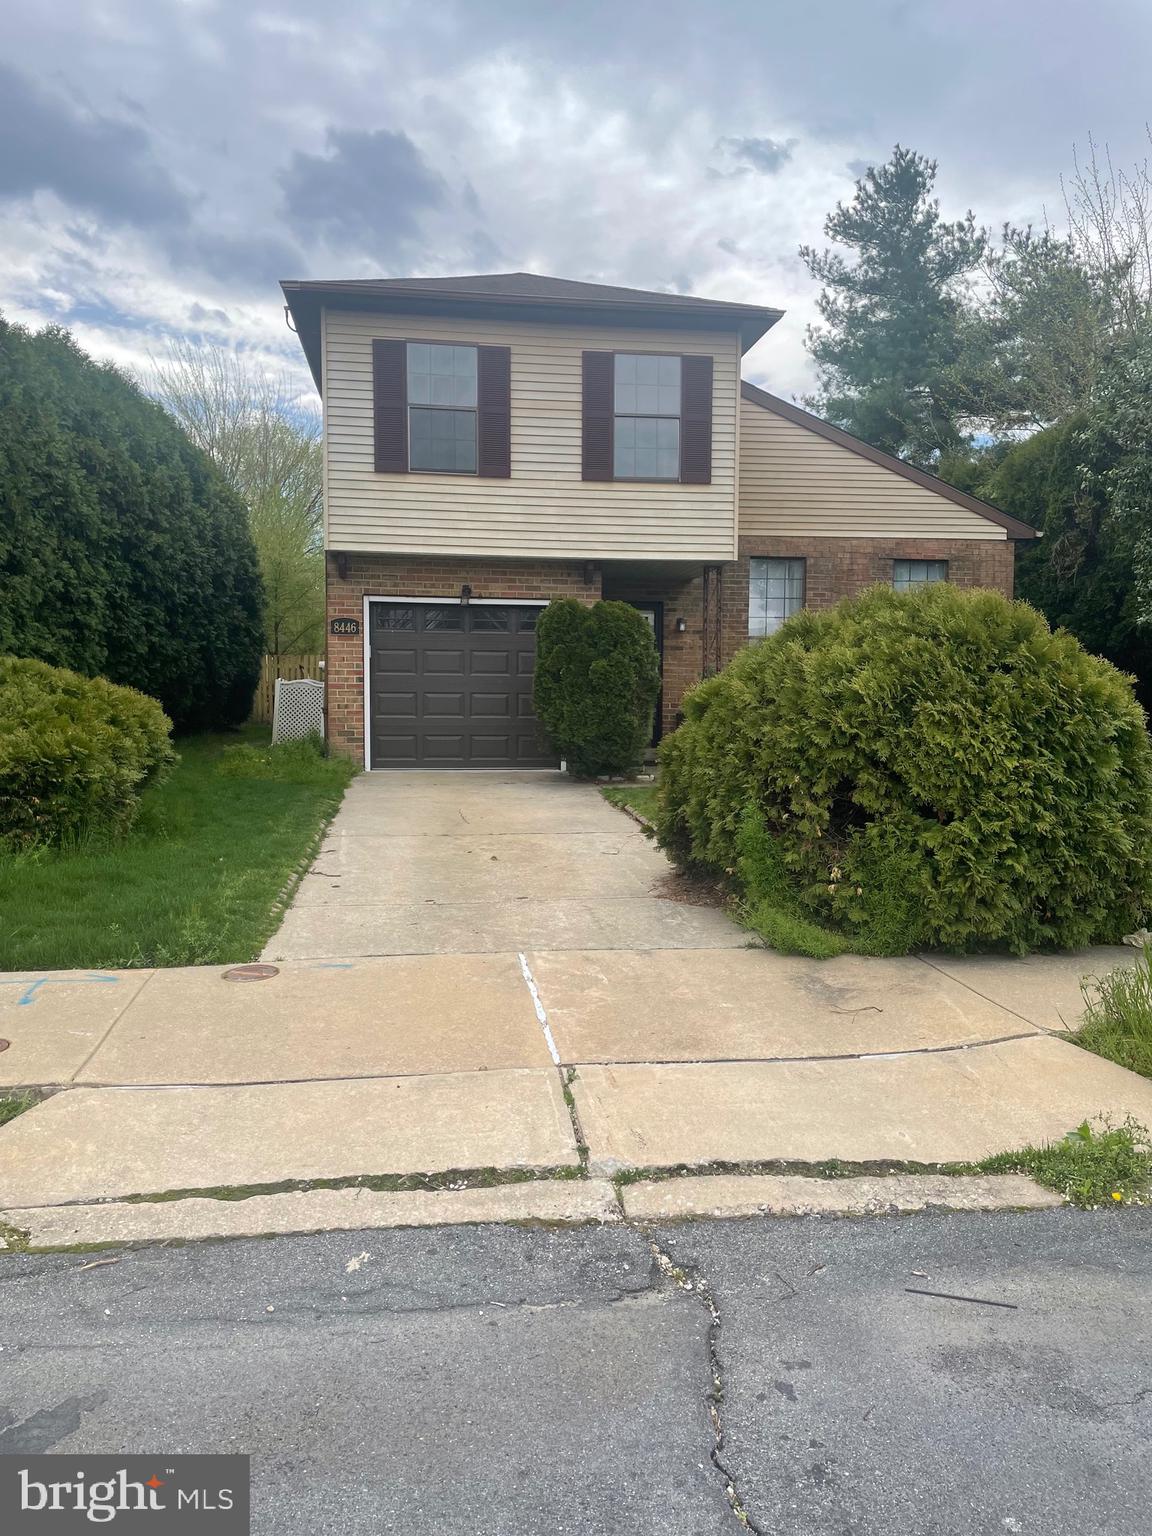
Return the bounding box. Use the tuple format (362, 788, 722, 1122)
(281, 272, 1037, 769)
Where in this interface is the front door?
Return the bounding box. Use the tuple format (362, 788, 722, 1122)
(628, 602, 664, 746)
(368, 602, 557, 769)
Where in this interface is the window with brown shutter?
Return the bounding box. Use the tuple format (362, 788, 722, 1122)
(679, 354, 713, 484)
(476, 344, 511, 478)
(372, 339, 408, 473)
(582, 351, 614, 480)
(584, 350, 714, 483)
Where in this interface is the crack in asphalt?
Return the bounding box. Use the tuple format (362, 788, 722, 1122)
(648, 1237, 766, 1534)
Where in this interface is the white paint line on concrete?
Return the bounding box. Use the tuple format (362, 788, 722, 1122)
(517, 952, 561, 1065)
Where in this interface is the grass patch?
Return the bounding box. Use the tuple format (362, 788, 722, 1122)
(600, 784, 660, 823)
(0, 1090, 38, 1127)
(0, 728, 357, 970)
(739, 899, 851, 959)
(980, 1117, 1152, 1207)
(1072, 947, 1152, 1079)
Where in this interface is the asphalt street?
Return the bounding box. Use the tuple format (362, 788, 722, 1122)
(0, 1208, 1148, 1534)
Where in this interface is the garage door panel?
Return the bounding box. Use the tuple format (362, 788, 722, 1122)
(423, 735, 467, 762)
(373, 735, 419, 763)
(376, 649, 418, 675)
(470, 651, 511, 675)
(375, 691, 417, 718)
(369, 602, 556, 769)
(424, 650, 466, 675)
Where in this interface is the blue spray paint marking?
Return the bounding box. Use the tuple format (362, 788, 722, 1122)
(0, 974, 121, 1007)
(308, 962, 355, 970)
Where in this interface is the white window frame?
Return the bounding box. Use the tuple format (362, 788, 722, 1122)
(612, 352, 682, 482)
(748, 556, 806, 638)
(892, 559, 949, 591)
(406, 342, 480, 476)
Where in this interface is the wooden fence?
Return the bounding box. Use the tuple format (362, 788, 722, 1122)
(249, 653, 324, 725)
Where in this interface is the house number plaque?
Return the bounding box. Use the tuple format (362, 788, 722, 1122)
(330, 618, 360, 636)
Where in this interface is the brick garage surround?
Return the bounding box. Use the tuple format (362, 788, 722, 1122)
(325, 552, 601, 760)
(327, 538, 1018, 762)
(719, 535, 1017, 671)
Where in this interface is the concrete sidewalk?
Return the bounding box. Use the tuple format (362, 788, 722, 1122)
(1, 941, 1150, 1211)
(1, 770, 1149, 1221)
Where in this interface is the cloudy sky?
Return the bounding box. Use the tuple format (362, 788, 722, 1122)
(3, 0, 1150, 409)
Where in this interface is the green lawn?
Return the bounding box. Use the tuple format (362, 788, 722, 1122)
(600, 783, 660, 823)
(0, 730, 357, 970)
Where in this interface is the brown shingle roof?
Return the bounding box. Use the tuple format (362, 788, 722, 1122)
(282, 271, 782, 387)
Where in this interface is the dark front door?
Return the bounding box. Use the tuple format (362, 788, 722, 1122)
(627, 602, 664, 746)
(369, 602, 557, 769)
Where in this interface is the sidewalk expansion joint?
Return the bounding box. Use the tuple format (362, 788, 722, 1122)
(913, 954, 1064, 1035)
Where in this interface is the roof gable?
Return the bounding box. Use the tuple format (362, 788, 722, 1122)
(740, 383, 1037, 539)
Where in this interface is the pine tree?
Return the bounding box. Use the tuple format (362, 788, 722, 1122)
(800, 146, 986, 466)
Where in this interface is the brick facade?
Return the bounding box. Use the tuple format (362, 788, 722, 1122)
(325, 552, 600, 759)
(718, 535, 1016, 675)
(327, 538, 1016, 762)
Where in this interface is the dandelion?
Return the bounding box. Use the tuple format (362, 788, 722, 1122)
(1111, 1191, 1124, 1201)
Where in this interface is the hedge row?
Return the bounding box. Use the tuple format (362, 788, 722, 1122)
(0, 316, 263, 730)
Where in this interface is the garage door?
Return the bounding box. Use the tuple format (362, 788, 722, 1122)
(368, 602, 557, 769)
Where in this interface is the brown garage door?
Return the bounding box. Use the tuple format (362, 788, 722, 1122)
(368, 602, 557, 769)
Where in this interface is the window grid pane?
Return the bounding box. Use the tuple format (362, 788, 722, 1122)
(614, 415, 680, 480)
(748, 558, 805, 637)
(406, 342, 477, 408)
(409, 407, 477, 473)
(614, 354, 680, 416)
(893, 559, 948, 591)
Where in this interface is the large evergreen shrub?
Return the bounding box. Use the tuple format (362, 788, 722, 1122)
(534, 599, 661, 776)
(0, 317, 263, 729)
(0, 655, 175, 849)
(658, 584, 1152, 953)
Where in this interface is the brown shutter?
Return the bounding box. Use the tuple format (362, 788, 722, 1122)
(372, 339, 408, 473)
(582, 351, 614, 480)
(679, 354, 713, 484)
(476, 345, 512, 478)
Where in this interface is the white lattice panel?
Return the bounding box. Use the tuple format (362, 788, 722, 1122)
(272, 677, 325, 742)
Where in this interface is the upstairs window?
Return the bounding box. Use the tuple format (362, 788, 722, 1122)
(748, 557, 805, 637)
(893, 559, 948, 591)
(613, 354, 681, 480)
(407, 342, 478, 473)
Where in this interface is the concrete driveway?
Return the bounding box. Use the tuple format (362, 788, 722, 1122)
(3, 771, 1152, 1217)
(264, 771, 745, 959)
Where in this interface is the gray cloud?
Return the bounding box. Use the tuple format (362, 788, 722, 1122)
(1, 0, 1150, 402)
(279, 127, 447, 255)
(0, 63, 188, 226)
(721, 136, 799, 175)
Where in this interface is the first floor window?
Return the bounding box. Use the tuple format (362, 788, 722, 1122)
(893, 559, 948, 591)
(407, 342, 478, 473)
(748, 557, 805, 637)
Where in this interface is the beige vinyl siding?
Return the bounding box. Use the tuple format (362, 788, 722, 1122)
(739, 397, 1007, 541)
(324, 310, 740, 560)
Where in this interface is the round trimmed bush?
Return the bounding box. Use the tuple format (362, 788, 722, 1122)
(534, 599, 661, 776)
(658, 584, 1152, 953)
(0, 655, 176, 849)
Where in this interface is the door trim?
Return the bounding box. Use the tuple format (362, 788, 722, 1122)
(361, 594, 549, 771)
